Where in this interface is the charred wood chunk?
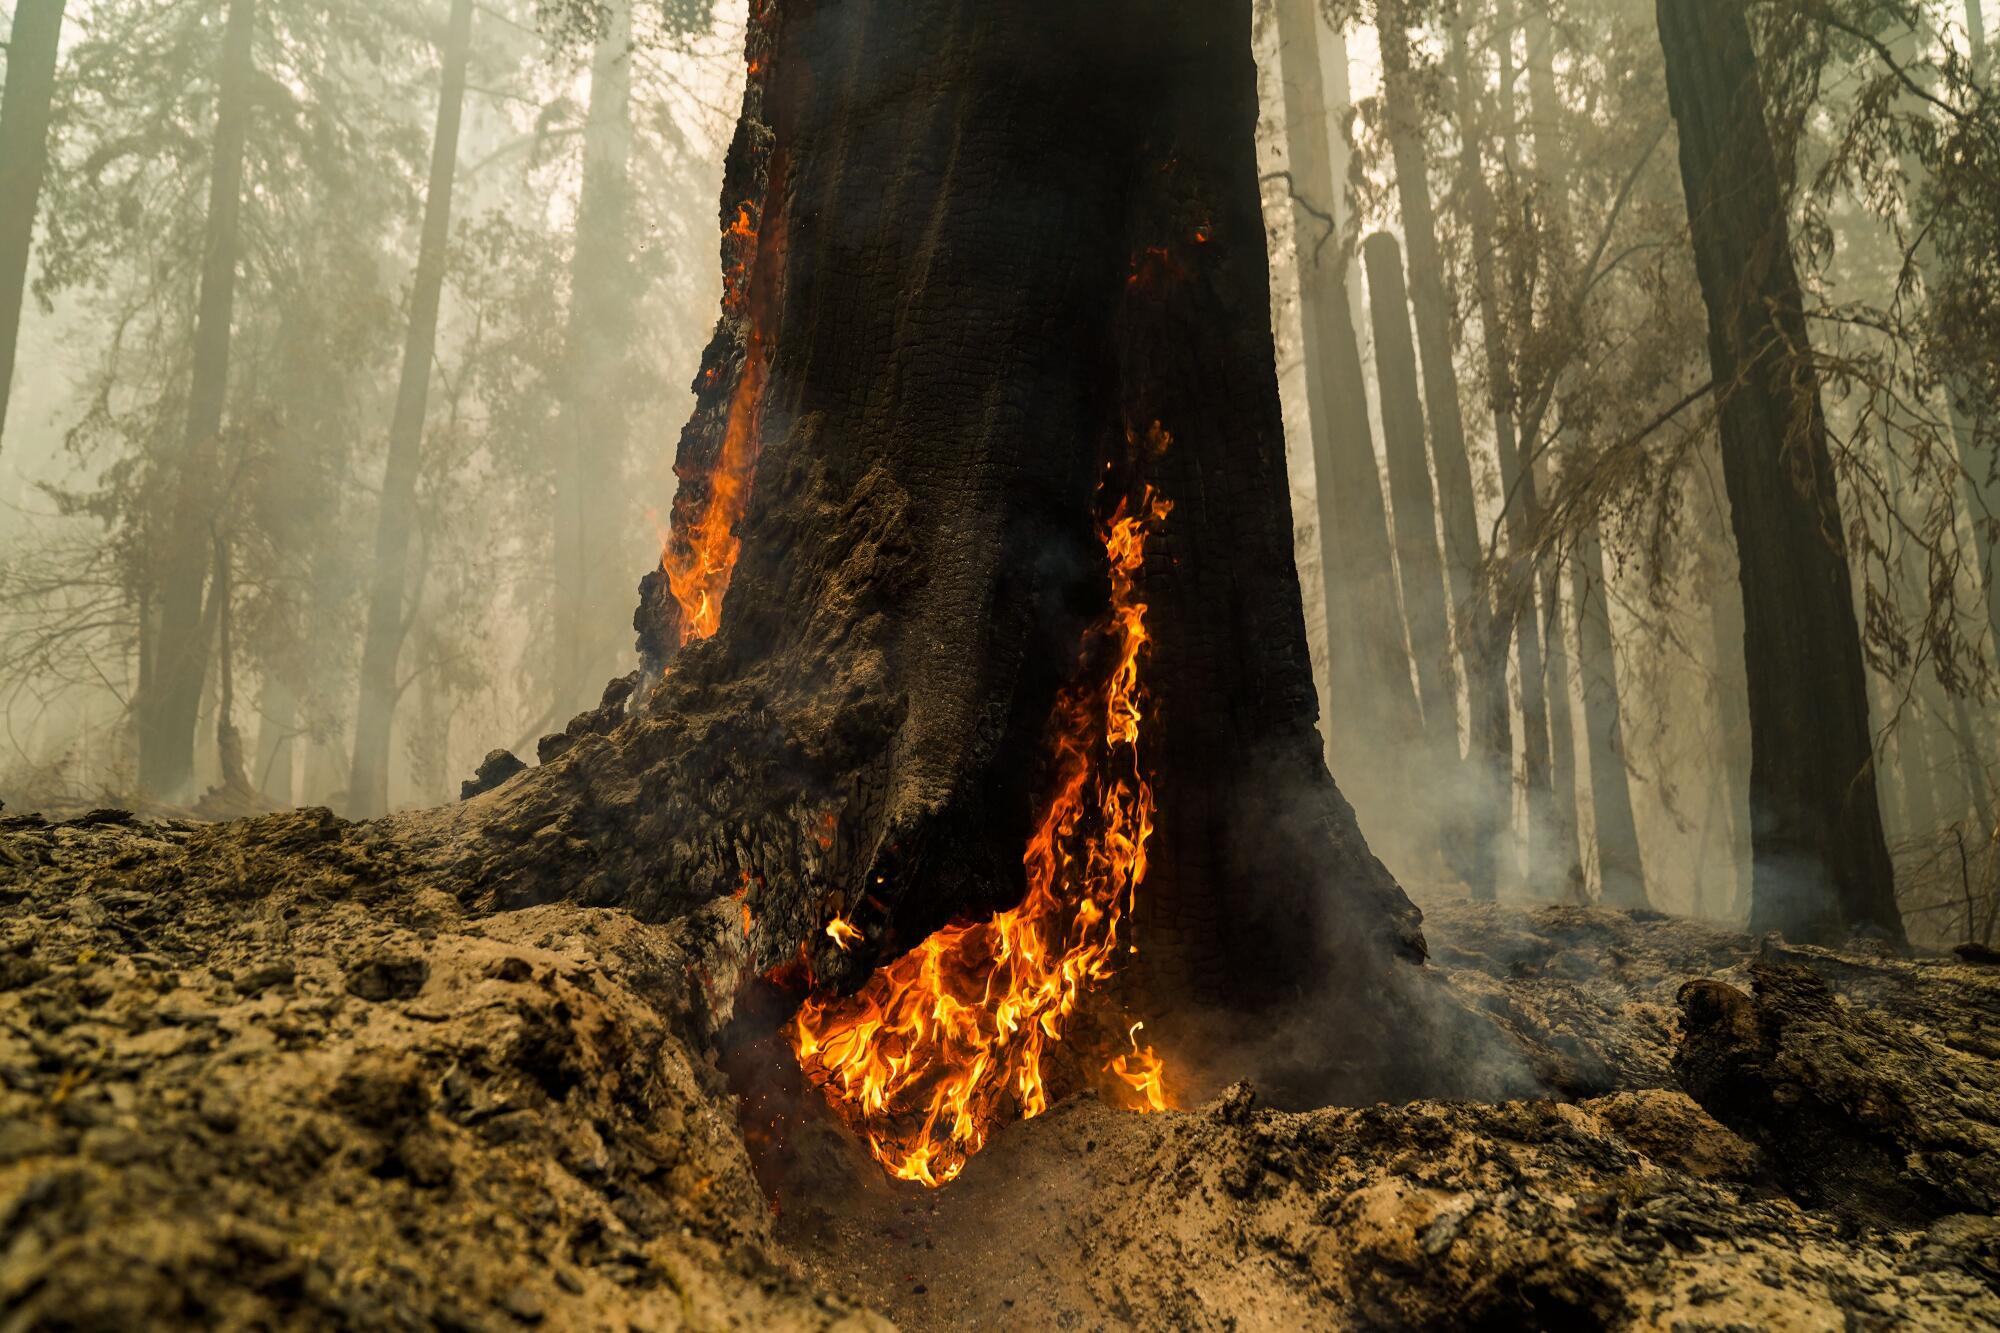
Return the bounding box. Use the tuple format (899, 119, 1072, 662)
(343, 951, 429, 1003)
(1674, 963, 2000, 1227)
(461, 749, 528, 800)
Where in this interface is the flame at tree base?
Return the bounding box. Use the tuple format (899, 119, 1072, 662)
(790, 470, 1175, 1188)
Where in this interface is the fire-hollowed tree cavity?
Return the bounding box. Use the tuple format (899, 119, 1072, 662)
(419, 0, 1525, 1166)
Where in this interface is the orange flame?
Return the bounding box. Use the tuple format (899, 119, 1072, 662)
(663, 191, 774, 648)
(663, 351, 765, 645)
(790, 482, 1175, 1187)
(826, 915, 862, 951)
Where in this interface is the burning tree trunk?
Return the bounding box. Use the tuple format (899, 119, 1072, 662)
(429, 0, 1513, 1184)
(1655, 0, 1902, 943)
(1272, 0, 1422, 783)
(0, 0, 65, 452)
(349, 0, 475, 819)
(138, 0, 255, 800)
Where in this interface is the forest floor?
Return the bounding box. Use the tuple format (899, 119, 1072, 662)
(3, 804, 1998, 1330)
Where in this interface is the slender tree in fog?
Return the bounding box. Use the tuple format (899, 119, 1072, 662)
(1377, 0, 1509, 898)
(138, 0, 256, 799)
(350, 0, 476, 819)
(0, 0, 66, 452)
(1364, 232, 1456, 761)
(552, 0, 638, 721)
(1450, 4, 1558, 892)
(1272, 0, 1420, 775)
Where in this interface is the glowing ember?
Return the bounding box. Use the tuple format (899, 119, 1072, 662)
(790, 477, 1175, 1187)
(826, 916, 862, 951)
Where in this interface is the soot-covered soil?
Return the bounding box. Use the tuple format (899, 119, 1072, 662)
(3, 807, 1997, 1330)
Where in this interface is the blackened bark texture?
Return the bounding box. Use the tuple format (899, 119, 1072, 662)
(552, 0, 638, 721)
(1363, 232, 1455, 746)
(1273, 0, 1421, 779)
(424, 0, 1489, 1098)
(1572, 530, 1649, 908)
(1377, 0, 1509, 901)
(139, 0, 254, 800)
(0, 0, 65, 450)
(349, 0, 475, 819)
(1656, 0, 1901, 942)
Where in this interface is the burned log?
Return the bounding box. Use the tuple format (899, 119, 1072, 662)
(1675, 963, 2000, 1228)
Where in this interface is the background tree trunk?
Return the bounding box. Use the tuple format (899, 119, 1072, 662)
(432, 0, 1516, 1105)
(254, 674, 296, 805)
(138, 0, 255, 800)
(1700, 478, 1754, 917)
(1273, 0, 1421, 784)
(349, 0, 475, 818)
(1656, 0, 1902, 942)
(1452, 9, 1554, 894)
(552, 0, 637, 721)
(1363, 231, 1456, 751)
(1377, 0, 1509, 899)
(1522, 0, 1588, 898)
(0, 0, 65, 452)
(1572, 528, 1649, 907)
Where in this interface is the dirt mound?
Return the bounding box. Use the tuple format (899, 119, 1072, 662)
(4, 813, 1998, 1330)
(0, 808, 878, 1331)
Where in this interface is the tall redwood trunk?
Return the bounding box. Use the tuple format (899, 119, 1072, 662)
(139, 0, 255, 800)
(349, 0, 474, 817)
(552, 0, 637, 721)
(1272, 0, 1421, 784)
(0, 0, 65, 451)
(431, 0, 1519, 1106)
(1377, 0, 1509, 899)
(1656, 0, 1901, 942)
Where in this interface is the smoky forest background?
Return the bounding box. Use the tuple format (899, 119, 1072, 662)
(1, 0, 1996, 950)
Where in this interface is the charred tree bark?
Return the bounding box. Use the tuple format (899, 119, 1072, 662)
(426, 0, 1509, 1103)
(1657, 0, 1901, 942)
(1377, 0, 1510, 900)
(349, 0, 474, 818)
(1363, 232, 1456, 749)
(1572, 530, 1649, 908)
(138, 0, 254, 800)
(552, 0, 637, 721)
(1273, 0, 1421, 781)
(0, 0, 64, 452)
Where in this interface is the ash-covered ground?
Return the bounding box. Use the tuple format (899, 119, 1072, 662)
(3, 806, 1997, 1330)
